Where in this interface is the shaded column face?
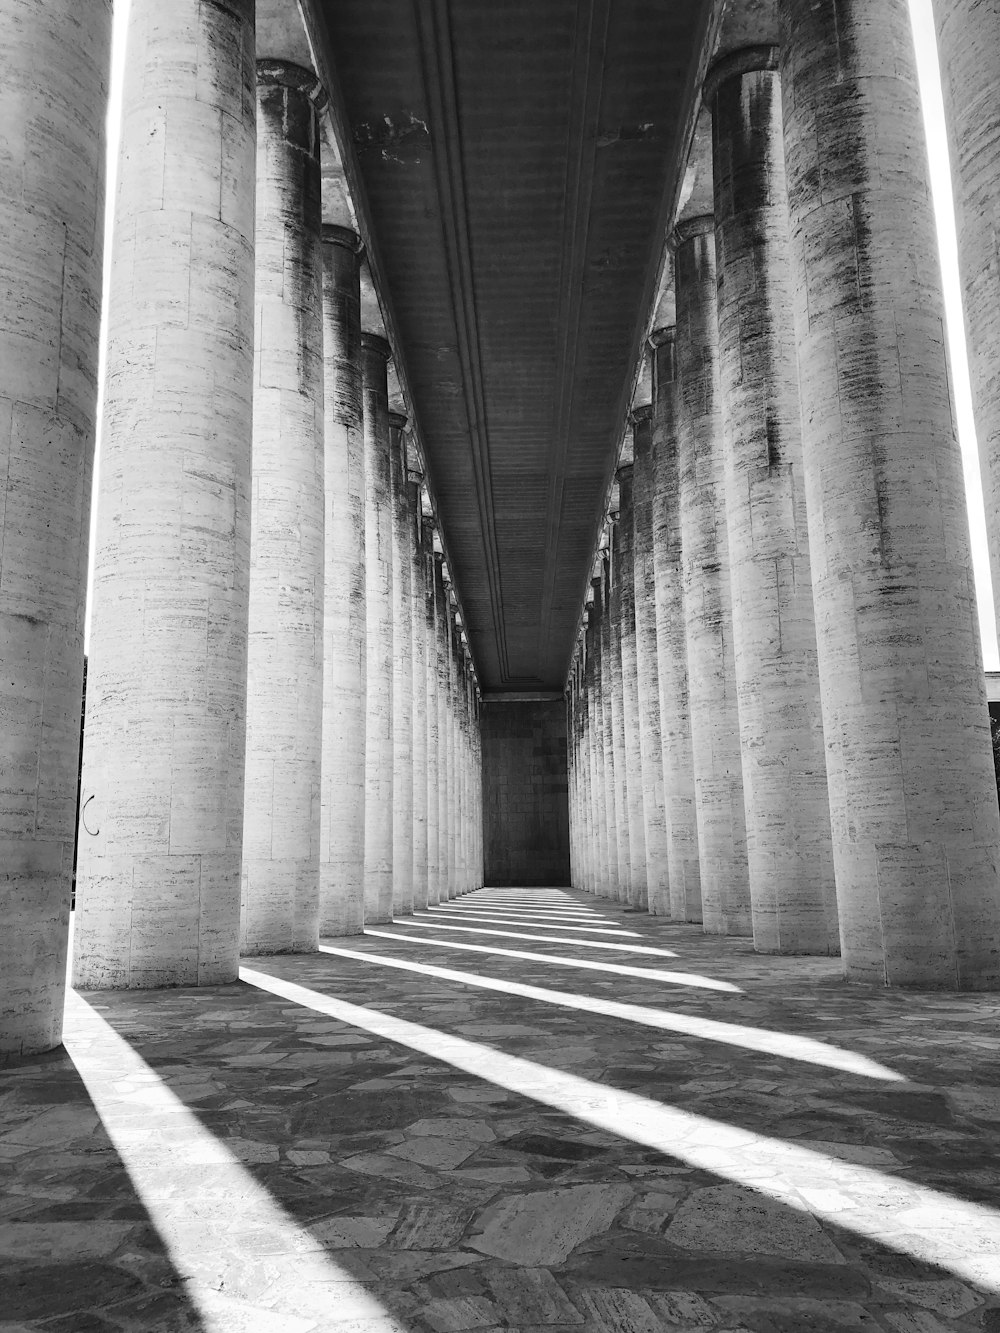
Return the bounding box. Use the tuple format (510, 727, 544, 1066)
(0, 0, 110, 1056)
(933, 0, 1000, 641)
(423, 518, 441, 905)
(590, 575, 611, 898)
(434, 554, 451, 899)
(608, 519, 631, 904)
(599, 556, 621, 901)
(389, 412, 414, 915)
(708, 48, 838, 956)
(616, 463, 648, 910)
(674, 219, 752, 936)
(320, 226, 366, 937)
(409, 470, 429, 911)
(631, 409, 670, 916)
(75, 0, 255, 992)
(242, 60, 325, 957)
(780, 0, 1000, 986)
(362, 334, 395, 924)
(650, 330, 702, 923)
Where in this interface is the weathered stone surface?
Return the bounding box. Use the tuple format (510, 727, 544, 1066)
(390, 412, 414, 917)
(599, 558, 623, 902)
(75, 0, 254, 990)
(616, 463, 648, 912)
(424, 516, 442, 906)
(319, 226, 367, 937)
(410, 469, 430, 911)
(708, 49, 838, 956)
(468, 1184, 629, 1265)
(674, 219, 751, 936)
(242, 61, 325, 957)
(780, 0, 1000, 986)
(0, 0, 110, 1056)
(666, 1183, 845, 1263)
(608, 519, 632, 905)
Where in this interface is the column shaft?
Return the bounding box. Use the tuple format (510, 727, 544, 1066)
(362, 334, 394, 923)
(0, 0, 110, 1054)
(390, 413, 414, 916)
(709, 50, 838, 954)
(608, 523, 631, 903)
(75, 0, 254, 989)
(319, 227, 366, 936)
(409, 471, 429, 910)
(599, 562, 622, 900)
(424, 521, 441, 905)
(780, 0, 1000, 985)
(675, 219, 752, 935)
(434, 554, 450, 899)
(242, 62, 324, 955)
(617, 465, 648, 909)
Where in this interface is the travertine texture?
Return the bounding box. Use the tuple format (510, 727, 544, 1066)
(933, 0, 1000, 643)
(361, 334, 394, 924)
(409, 467, 429, 910)
(443, 582, 458, 899)
(434, 553, 451, 900)
(590, 577, 612, 897)
(389, 413, 414, 916)
(708, 50, 838, 956)
(650, 330, 702, 923)
(242, 62, 324, 956)
(608, 525, 631, 904)
(616, 464, 648, 911)
(599, 561, 622, 901)
(780, 0, 1000, 986)
(319, 227, 366, 937)
(674, 220, 752, 936)
(631, 409, 670, 916)
(424, 518, 441, 905)
(75, 0, 255, 990)
(0, 0, 110, 1056)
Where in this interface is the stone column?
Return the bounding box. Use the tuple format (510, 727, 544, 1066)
(589, 573, 612, 896)
(707, 47, 838, 955)
(242, 61, 325, 956)
(434, 551, 451, 899)
(577, 629, 592, 893)
(319, 226, 366, 936)
(424, 514, 441, 905)
(389, 411, 414, 916)
(631, 407, 670, 915)
(608, 514, 632, 903)
(932, 0, 1000, 642)
(675, 217, 752, 936)
(362, 333, 394, 923)
(409, 460, 429, 911)
(75, 0, 255, 991)
(599, 553, 622, 900)
(780, 0, 1000, 986)
(617, 461, 648, 910)
(650, 329, 702, 922)
(0, 0, 110, 1055)
(443, 578, 458, 899)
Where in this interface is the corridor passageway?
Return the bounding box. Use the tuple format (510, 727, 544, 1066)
(3, 889, 1000, 1329)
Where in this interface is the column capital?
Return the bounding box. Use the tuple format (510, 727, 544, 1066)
(361, 331, 392, 361)
(703, 45, 780, 104)
(322, 223, 363, 255)
(629, 404, 653, 427)
(670, 214, 715, 250)
(647, 325, 675, 351)
(388, 410, 408, 432)
(257, 59, 324, 99)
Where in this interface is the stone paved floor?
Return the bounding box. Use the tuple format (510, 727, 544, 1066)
(3, 887, 1000, 1332)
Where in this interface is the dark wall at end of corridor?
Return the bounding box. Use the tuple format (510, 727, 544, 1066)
(481, 699, 569, 887)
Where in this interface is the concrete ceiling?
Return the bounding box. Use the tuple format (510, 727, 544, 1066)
(295, 0, 724, 691)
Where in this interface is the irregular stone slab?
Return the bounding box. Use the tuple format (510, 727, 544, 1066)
(387, 1136, 477, 1169)
(666, 1185, 845, 1263)
(389, 1202, 475, 1250)
(573, 1285, 663, 1333)
(484, 1265, 584, 1324)
(468, 1184, 630, 1265)
(341, 1152, 442, 1191)
(311, 1214, 398, 1248)
(423, 1295, 500, 1332)
(876, 1278, 983, 1318)
(408, 1118, 496, 1142)
(712, 1294, 875, 1329)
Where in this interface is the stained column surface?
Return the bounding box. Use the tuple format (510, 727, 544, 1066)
(443, 582, 458, 899)
(709, 49, 838, 955)
(616, 463, 649, 910)
(650, 330, 702, 922)
(780, 0, 1000, 986)
(361, 334, 394, 924)
(434, 553, 451, 900)
(599, 560, 622, 901)
(409, 466, 429, 910)
(933, 0, 1000, 644)
(319, 226, 366, 936)
(242, 61, 324, 956)
(578, 635, 593, 893)
(0, 0, 110, 1055)
(389, 412, 414, 916)
(675, 219, 752, 936)
(75, 0, 255, 991)
(631, 408, 670, 915)
(608, 520, 632, 904)
(424, 517, 441, 905)
(589, 578, 611, 897)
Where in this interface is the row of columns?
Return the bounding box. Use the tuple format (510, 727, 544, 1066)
(0, 0, 482, 1061)
(569, 0, 1000, 990)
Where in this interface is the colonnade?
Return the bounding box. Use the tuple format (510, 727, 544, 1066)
(0, 0, 481, 1061)
(568, 0, 1000, 990)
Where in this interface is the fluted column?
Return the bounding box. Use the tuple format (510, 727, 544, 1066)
(242, 61, 324, 956)
(389, 411, 414, 916)
(608, 514, 631, 903)
(675, 217, 751, 936)
(409, 462, 429, 910)
(617, 461, 648, 910)
(650, 329, 702, 922)
(932, 0, 1000, 643)
(599, 553, 621, 900)
(0, 0, 110, 1054)
(707, 47, 838, 955)
(75, 0, 254, 991)
(780, 0, 1000, 986)
(361, 333, 394, 923)
(423, 513, 441, 905)
(319, 226, 366, 936)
